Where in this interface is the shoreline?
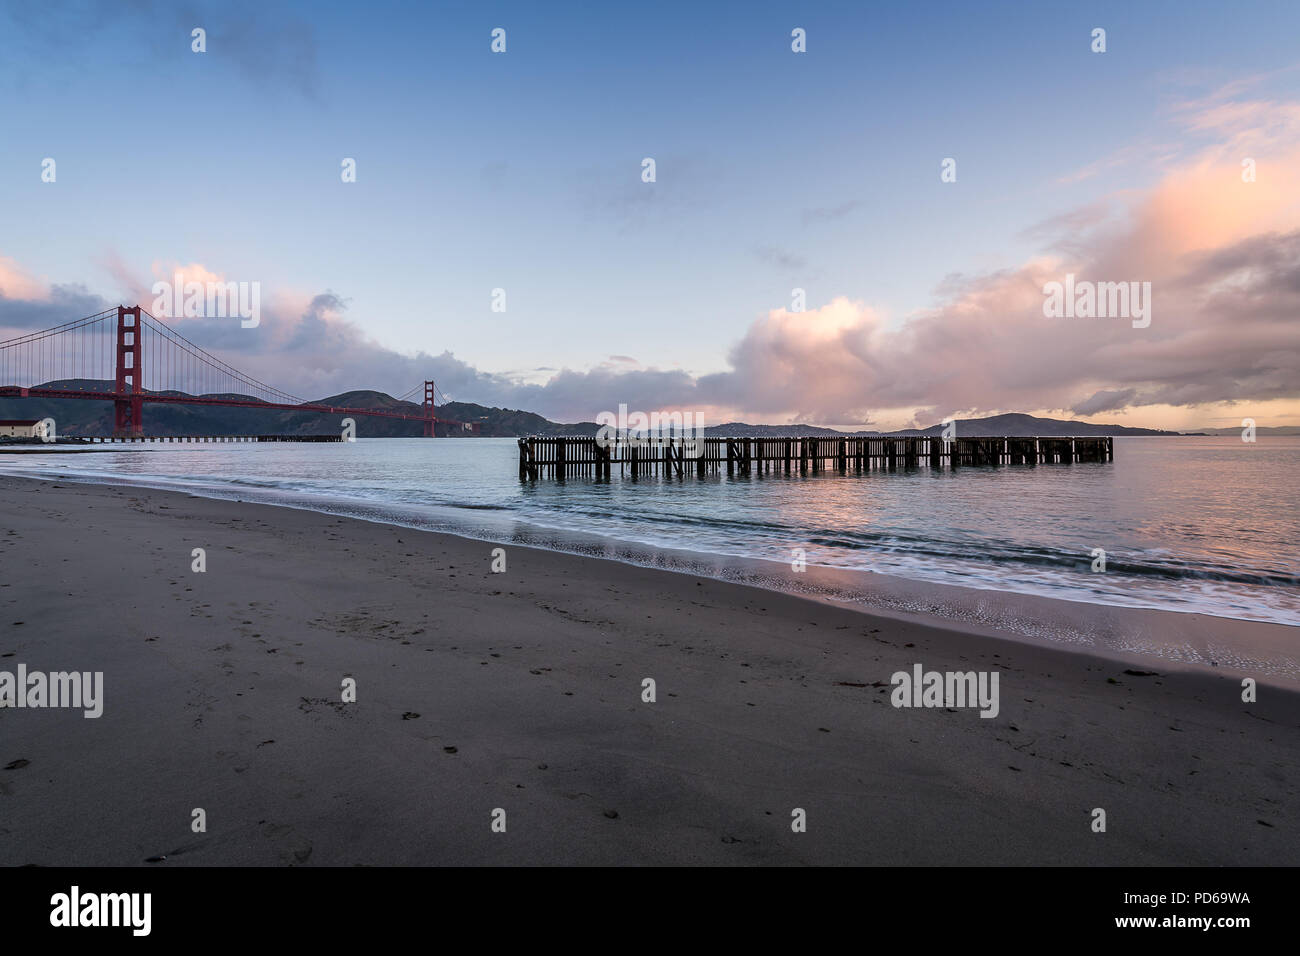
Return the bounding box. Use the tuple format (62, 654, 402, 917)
(2, 466, 1296, 685)
(2, 476, 1297, 865)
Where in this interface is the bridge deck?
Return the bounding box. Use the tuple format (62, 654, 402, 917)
(81, 434, 346, 443)
(518, 435, 1114, 480)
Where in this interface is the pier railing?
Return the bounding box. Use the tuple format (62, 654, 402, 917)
(518, 435, 1113, 480)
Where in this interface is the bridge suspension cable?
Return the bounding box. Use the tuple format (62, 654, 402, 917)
(137, 308, 309, 405)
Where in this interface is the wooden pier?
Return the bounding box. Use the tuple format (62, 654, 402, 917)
(518, 435, 1114, 480)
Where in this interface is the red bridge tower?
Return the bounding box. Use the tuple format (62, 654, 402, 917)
(114, 305, 143, 437)
(422, 380, 436, 438)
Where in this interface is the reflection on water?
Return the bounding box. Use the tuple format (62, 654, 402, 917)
(2, 436, 1297, 630)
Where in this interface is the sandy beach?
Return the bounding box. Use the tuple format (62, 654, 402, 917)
(1, 475, 1296, 866)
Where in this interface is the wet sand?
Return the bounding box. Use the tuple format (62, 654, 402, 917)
(1, 476, 1297, 865)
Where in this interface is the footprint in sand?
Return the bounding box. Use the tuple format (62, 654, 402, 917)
(261, 822, 313, 864)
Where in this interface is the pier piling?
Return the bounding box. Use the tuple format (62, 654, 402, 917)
(517, 435, 1115, 481)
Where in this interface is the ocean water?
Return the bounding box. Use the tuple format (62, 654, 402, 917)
(1, 436, 1297, 630)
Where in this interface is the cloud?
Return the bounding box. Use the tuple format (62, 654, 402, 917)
(584, 154, 717, 233)
(3, 79, 1299, 428)
(208, 7, 320, 100)
(1072, 388, 1140, 416)
(752, 245, 808, 271)
(683, 221, 1298, 425)
(1055, 141, 1179, 185)
(0, 283, 109, 334)
(800, 200, 861, 224)
(0, 0, 320, 99)
(4, 210, 1296, 424)
(1018, 199, 1125, 258)
(0, 256, 48, 302)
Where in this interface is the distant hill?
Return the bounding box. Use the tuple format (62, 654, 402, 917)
(0, 381, 457, 437)
(704, 422, 856, 437)
(1194, 425, 1300, 436)
(453, 411, 1183, 439)
(0, 385, 611, 438)
(860, 412, 1181, 438)
(0, 381, 1193, 438)
(580, 413, 1180, 438)
(438, 402, 601, 437)
(528, 413, 1182, 439)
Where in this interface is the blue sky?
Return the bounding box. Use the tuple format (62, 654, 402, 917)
(2, 0, 1298, 427)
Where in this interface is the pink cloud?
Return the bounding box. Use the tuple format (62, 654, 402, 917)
(0, 256, 48, 302)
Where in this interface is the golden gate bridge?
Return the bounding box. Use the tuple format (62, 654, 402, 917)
(0, 305, 477, 437)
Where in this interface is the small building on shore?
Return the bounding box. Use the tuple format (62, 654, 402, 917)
(0, 419, 40, 438)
